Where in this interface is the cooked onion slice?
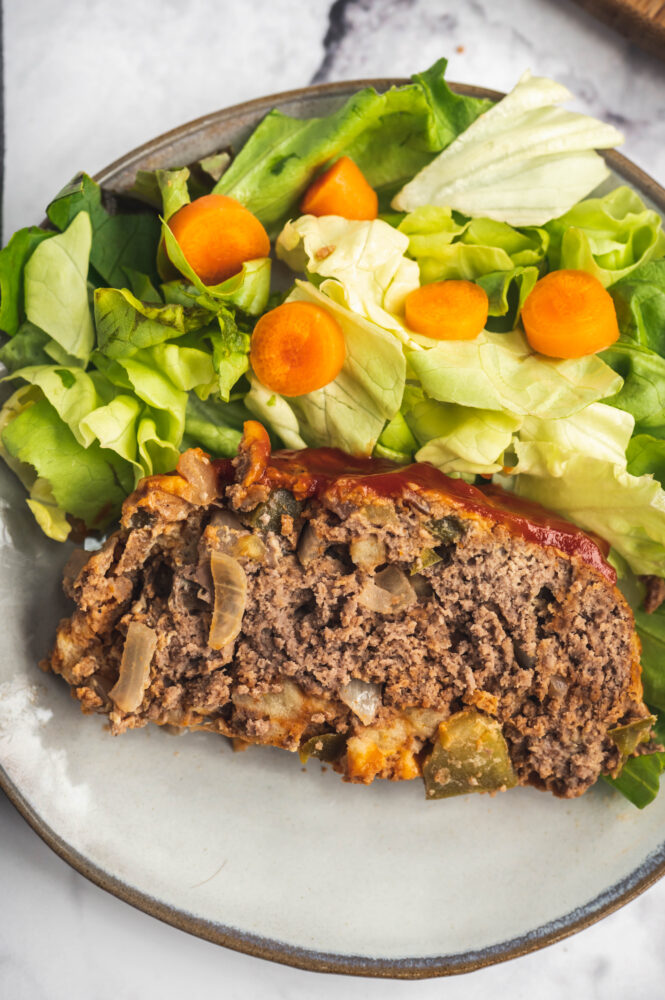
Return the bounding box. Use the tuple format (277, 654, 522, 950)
(297, 522, 325, 567)
(358, 565, 417, 614)
(209, 551, 247, 649)
(232, 534, 266, 562)
(350, 536, 387, 571)
(340, 679, 381, 725)
(177, 448, 218, 504)
(109, 621, 157, 714)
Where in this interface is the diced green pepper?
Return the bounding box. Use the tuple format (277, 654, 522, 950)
(427, 515, 465, 545)
(609, 715, 656, 761)
(410, 547, 442, 574)
(423, 709, 517, 799)
(246, 488, 303, 532)
(299, 733, 347, 764)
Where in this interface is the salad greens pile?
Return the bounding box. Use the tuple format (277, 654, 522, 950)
(1, 56, 664, 806)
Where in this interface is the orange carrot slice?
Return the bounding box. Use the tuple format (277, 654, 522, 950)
(521, 269, 620, 358)
(404, 280, 489, 340)
(168, 193, 270, 285)
(250, 301, 346, 397)
(300, 156, 378, 220)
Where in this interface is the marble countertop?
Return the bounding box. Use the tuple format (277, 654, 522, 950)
(2, 0, 665, 996)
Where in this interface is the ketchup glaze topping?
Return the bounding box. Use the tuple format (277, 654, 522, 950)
(216, 421, 616, 584)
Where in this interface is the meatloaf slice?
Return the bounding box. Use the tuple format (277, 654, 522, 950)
(46, 420, 655, 799)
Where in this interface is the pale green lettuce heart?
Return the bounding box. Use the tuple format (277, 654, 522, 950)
(276, 215, 419, 345)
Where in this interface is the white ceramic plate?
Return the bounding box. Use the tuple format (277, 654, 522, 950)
(1, 81, 665, 979)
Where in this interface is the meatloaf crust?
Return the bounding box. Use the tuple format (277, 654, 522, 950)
(46, 421, 655, 799)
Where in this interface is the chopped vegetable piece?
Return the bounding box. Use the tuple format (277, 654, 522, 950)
(608, 715, 656, 761)
(404, 280, 489, 340)
(209, 551, 247, 649)
(249, 301, 346, 397)
(300, 156, 378, 220)
(167, 194, 270, 285)
(299, 732, 347, 764)
(521, 269, 620, 358)
(427, 515, 465, 544)
(349, 535, 387, 570)
(339, 679, 381, 725)
(422, 709, 517, 798)
(109, 622, 157, 714)
(247, 488, 303, 532)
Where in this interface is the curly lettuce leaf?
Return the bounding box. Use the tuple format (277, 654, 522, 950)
(545, 187, 665, 288)
(393, 72, 622, 225)
(94, 286, 211, 359)
(215, 58, 490, 233)
(407, 328, 622, 419)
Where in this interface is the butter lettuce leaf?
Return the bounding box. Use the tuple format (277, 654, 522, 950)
(1, 395, 133, 531)
(24, 212, 95, 361)
(626, 434, 665, 488)
(182, 394, 248, 457)
(94, 286, 211, 359)
(0, 322, 52, 372)
(407, 398, 522, 476)
(407, 329, 622, 419)
(398, 206, 548, 284)
(245, 377, 307, 450)
(545, 187, 665, 288)
(502, 405, 665, 576)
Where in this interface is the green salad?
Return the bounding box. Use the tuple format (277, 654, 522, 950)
(1, 56, 665, 806)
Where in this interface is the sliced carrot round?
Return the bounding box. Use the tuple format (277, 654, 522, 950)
(250, 301, 346, 397)
(521, 269, 620, 358)
(300, 156, 378, 220)
(404, 280, 489, 341)
(168, 193, 270, 285)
